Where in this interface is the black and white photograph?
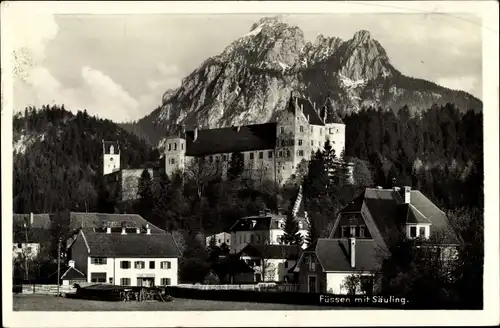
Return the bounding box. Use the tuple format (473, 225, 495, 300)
(2, 1, 498, 327)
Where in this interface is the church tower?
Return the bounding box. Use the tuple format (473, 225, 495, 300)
(164, 125, 186, 177)
(102, 140, 120, 176)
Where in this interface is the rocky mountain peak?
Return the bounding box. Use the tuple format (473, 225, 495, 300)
(352, 30, 372, 43)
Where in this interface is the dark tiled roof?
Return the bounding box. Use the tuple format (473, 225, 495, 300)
(315, 239, 385, 272)
(69, 212, 165, 233)
(289, 96, 325, 126)
(185, 123, 277, 157)
(240, 244, 302, 260)
(61, 266, 86, 280)
(213, 257, 255, 275)
(229, 216, 273, 231)
(81, 229, 180, 258)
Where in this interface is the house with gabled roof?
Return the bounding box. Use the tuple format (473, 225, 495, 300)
(68, 224, 180, 287)
(294, 186, 459, 294)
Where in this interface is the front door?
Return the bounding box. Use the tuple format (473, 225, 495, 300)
(308, 275, 317, 293)
(137, 278, 154, 287)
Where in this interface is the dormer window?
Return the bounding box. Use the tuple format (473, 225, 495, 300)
(408, 225, 429, 239)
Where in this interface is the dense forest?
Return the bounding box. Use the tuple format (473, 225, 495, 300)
(13, 105, 159, 213)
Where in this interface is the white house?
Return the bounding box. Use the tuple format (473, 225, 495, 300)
(69, 224, 180, 287)
(205, 232, 231, 247)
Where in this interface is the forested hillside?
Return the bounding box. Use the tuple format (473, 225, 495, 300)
(13, 105, 159, 213)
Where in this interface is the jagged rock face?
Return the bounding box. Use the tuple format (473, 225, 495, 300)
(137, 16, 482, 148)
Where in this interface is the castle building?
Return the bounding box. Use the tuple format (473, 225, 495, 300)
(102, 141, 121, 175)
(164, 93, 351, 184)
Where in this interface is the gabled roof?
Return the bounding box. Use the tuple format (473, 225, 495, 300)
(61, 266, 86, 280)
(288, 96, 325, 126)
(185, 123, 277, 157)
(315, 238, 385, 272)
(69, 212, 165, 233)
(331, 188, 459, 244)
(79, 229, 180, 258)
(240, 243, 302, 260)
(102, 141, 119, 154)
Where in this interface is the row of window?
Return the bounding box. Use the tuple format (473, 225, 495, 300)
(409, 226, 427, 238)
(167, 158, 183, 165)
(279, 126, 340, 135)
(167, 142, 184, 152)
(303, 253, 317, 271)
(90, 258, 172, 270)
(89, 274, 172, 286)
(340, 225, 368, 238)
(118, 278, 172, 286)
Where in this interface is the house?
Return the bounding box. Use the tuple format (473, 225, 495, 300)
(294, 186, 459, 294)
(61, 260, 87, 286)
(239, 244, 301, 283)
(68, 223, 180, 287)
(205, 232, 231, 247)
(13, 213, 52, 260)
(210, 255, 255, 284)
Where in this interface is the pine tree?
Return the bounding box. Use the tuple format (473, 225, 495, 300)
(281, 191, 304, 247)
(137, 169, 153, 200)
(305, 213, 320, 246)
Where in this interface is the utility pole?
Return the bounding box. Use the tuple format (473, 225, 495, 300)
(57, 237, 62, 296)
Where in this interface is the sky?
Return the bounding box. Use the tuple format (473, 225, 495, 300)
(11, 12, 483, 123)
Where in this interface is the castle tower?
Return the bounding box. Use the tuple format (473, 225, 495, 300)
(322, 97, 345, 160)
(164, 125, 186, 177)
(102, 140, 120, 176)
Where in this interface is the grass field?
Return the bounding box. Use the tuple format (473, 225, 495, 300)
(13, 294, 336, 311)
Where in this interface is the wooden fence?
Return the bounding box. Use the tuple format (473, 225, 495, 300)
(15, 282, 93, 295)
(177, 283, 299, 292)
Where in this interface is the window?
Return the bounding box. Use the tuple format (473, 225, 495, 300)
(299, 125, 304, 132)
(168, 143, 171, 151)
(281, 140, 286, 147)
(120, 261, 131, 269)
(149, 261, 155, 269)
(311, 140, 314, 146)
(360, 226, 366, 238)
(91, 257, 107, 265)
(174, 143, 177, 150)
(410, 226, 417, 238)
(286, 150, 291, 158)
(311, 126, 313, 132)
(298, 150, 304, 157)
(181, 143, 184, 150)
(341, 226, 349, 238)
(250, 153, 254, 160)
(278, 151, 283, 158)
(160, 261, 172, 269)
(268, 151, 273, 158)
(218, 239, 221, 244)
(419, 226, 426, 237)
(120, 278, 131, 286)
(160, 278, 171, 286)
(259, 152, 263, 159)
(90, 272, 106, 283)
(134, 261, 145, 269)
(285, 261, 288, 268)
(280, 127, 285, 134)
(298, 139, 303, 146)
(309, 255, 316, 271)
(329, 128, 333, 134)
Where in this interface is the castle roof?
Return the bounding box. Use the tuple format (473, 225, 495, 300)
(185, 123, 277, 157)
(102, 141, 119, 154)
(288, 96, 325, 126)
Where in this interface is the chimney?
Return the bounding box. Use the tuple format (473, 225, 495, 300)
(404, 186, 411, 204)
(136, 227, 140, 234)
(193, 126, 198, 141)
(146, 224, 151, 235)
(69, 260, 75, 268)
(106, 227, 111, 234)
(121, 227, 127, 235)
(30, 212, 33, 225)
(349, 237, 356, 268)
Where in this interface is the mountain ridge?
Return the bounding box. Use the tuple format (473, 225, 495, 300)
(121, 17, 482, 148)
